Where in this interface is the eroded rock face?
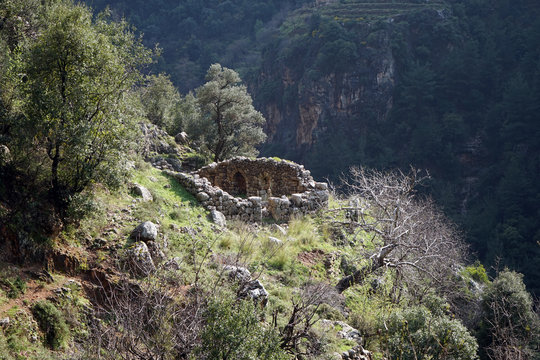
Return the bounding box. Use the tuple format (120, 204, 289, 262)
(165, 157, 329, 223)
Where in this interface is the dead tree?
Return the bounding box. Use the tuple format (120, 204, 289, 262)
(83, 273, 205, 360)
(277, 282, 342, 357)
(331, 167, 468, 294)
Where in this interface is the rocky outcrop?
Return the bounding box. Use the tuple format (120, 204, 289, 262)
(165, 157, 329, 223)
(139, 122, 183, 171)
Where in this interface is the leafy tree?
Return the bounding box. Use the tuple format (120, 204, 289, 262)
(193, 63, 266, 162)
(139, 73, 181, 134)
(16, 0, 152, 214)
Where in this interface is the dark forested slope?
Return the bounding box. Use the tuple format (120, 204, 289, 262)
(83, 0, 540, 294)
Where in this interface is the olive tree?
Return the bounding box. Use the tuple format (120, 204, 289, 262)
(18, 0, 152, 213)
(192, 63, 266, 162)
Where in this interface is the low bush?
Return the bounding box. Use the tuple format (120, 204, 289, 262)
(31, 300, 70, 350)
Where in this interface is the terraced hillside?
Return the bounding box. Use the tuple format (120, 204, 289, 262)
(297, 0, 449, 21)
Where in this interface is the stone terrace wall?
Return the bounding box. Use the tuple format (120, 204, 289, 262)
(164, 157, 329, 223)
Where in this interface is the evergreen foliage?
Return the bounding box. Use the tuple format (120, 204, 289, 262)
(191, 64, 266, 162)
(195, 296, 287, 360)
(381, 304, 478, 360)
(481, 270, 540, 360)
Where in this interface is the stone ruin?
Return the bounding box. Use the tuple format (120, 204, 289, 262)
(166, 157, 329, 222)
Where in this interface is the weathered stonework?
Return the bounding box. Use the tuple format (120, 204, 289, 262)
(165, 157, 329, 223)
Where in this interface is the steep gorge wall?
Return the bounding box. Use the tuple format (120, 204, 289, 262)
(254, 7, 452, 179)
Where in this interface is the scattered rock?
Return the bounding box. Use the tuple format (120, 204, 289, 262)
(268, 236, 283, 246)
(64, 279, 82, 289)
(130, 221, 158, 242)
(210, 209, 227, 227)
(223, 265, 251, 283)
(320, 320, 363, 344)
(174, 131, 188, 144)
(147, 241, 166, 264)
(162, 257, 181, 271)
(90, 238, 107, 250)
(0, 318, 9, 327)
(126, 241, 156, 277)
(148, 176, 158, 182)
(239, 280, 269, 307)
(130, 184, 153, 202)
(269, 223, 287, 236)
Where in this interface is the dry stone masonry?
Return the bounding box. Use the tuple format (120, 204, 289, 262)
(165, 157, 329, 222)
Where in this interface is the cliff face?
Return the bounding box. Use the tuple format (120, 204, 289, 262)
(255, 8, 455, 179)
(259, 26, 395, 155)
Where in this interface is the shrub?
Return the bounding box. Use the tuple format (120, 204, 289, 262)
(194, 296, 287, 360)
(5, 276, 26, 299)
(481, 270, 540, 360)
(31, 300, 69, 350)
(380, 305, 478, 360)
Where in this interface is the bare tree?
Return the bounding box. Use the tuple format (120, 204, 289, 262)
(330, 167, 468, 294)
(277, 282, 343, 357)
(82, 272, 206, 360)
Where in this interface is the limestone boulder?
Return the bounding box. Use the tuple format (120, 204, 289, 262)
(127, 242, 156, 277)
(174, 131, 188, 144)
(210, 209, 227, 227)
(130, 221, 158, 242)
(223, 265, 251, 283)
(130, 184, 153, 202)
(239, 280, 269, 306)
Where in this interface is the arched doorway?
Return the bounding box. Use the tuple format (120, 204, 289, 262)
(233, 172, 247, 196)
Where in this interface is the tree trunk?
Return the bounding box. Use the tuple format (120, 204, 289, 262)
(50, 142, 63, 214)
(335, 260, 382, 293)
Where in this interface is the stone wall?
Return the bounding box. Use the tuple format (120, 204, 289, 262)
(165, 157, 329, 222)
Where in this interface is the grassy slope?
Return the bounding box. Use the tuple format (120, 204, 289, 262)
(1, 162, 380, 358)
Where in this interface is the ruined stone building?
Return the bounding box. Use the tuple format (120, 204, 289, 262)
(167, 157, 329, 222)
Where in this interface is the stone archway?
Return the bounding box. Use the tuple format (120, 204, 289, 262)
(233, 171, 247, 196)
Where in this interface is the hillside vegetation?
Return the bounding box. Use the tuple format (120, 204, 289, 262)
(77, 0, 540, 296)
